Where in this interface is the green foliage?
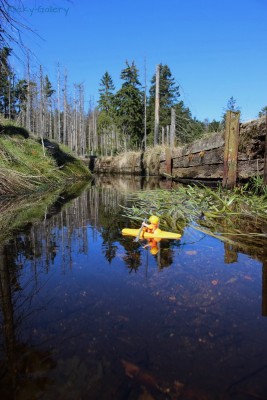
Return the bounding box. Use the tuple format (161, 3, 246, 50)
(115, 61, 144, 148)
(241, 175, 267, 196)
(147, 64, 180, 133)
(258, 106, 267, 118)
(97, 110, 113, 131)
(221, 96, 240, 125)
(226, 96, 240, 112)
(14, 79, 28, 112)
(0, 47, 13, 116)
(98, 71, 115, 113)
(43, 75, 55, 98)
(120, 60, 141, 86)
(0, 47, 31, 118)
(175, 101, 204, 144)
(146, 64, 205, 145)
(206, 119, 222, 133)
(97, 71, 116, 142)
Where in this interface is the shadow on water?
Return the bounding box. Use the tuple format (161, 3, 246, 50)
(0, 175, 267, 399)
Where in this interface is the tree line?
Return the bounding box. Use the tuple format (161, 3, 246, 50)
(0, 47, 266, 157)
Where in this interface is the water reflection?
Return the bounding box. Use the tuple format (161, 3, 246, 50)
(0, 244, 56, 399)
(0, 176, 267, 399)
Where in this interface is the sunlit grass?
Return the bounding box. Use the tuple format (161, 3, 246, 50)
(0, 120, 90, 196)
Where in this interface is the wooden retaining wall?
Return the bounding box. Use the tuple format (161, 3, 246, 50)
(93, 116, 267, 183)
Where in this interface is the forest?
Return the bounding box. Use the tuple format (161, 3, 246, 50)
(1, 1, 266, 160)
(0, 47, 229, 157)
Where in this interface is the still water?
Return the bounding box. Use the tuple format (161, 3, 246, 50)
(0, 176, 267, 400)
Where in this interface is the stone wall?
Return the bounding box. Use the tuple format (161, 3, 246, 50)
(93, 117, 266, 181)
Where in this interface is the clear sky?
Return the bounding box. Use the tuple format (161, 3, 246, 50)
(9, 0, 267, 122)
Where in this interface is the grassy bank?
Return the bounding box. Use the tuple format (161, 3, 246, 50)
(0, 119, 90, 196)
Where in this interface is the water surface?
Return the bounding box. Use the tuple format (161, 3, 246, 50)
(0, 176, 267, 400)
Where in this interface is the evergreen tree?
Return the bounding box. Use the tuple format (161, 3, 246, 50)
(206, 119, 222, 133)
(147, 64, 180, 138)
(258, 106, 267, 118)
(221, 96, 240, 125)
(98, 71, 115, 129)
(0, 46, 13, 117)
(115, 61, 144, 148)
(226, 96, 240, 112)
(14, 79, 28, 113)
(175, 101, 204, 144)
(97, 72, 116, 154)
(98, 71, 115, 113)
(43, 75, 55, 99)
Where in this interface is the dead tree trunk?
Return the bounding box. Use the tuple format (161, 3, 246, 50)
(57, 64, 61, 143)
(26, 53, 31, 132)
(154, 64, 160, 146)
(143, 57, 147, 150)
(170, 108, 176, 147)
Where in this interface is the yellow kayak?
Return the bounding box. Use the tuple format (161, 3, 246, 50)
(122, 228, 181, 240)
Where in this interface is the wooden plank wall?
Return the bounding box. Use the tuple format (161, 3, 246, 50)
(94, 116, 267, 182)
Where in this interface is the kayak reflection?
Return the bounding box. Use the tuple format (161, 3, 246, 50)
(143, 237, 161, 255)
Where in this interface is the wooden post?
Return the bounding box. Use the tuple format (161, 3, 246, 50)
(264, 111, 267, 185)
(222, 110, 240, 189)
(165, 147, 172, 175)
(154, 64, 160, 146)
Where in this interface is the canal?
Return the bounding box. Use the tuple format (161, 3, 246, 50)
(0, 176, 266, 400)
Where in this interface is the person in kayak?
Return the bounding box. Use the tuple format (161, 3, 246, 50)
(142, 215, 160, 234)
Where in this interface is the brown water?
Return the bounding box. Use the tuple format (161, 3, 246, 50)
(0, 176, 267, 400)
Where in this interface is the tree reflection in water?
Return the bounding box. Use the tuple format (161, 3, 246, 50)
(0, 176, 267, 399)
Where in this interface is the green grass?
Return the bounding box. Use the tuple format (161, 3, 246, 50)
(0, 119, 91, 196)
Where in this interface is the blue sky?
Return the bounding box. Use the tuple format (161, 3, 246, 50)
(9, 0, 267, 122)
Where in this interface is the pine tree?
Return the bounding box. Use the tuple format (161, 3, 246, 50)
(0, 47, 13, 117)
(221, 96, 240, 125)
(98, 71, 115, 113)
(115, 61, 144, 149)
(258, 106, 267, 118)
(14, 79, 28, 113)
(147, 64, 180, 139)
(97, 72, 116, 154)
(174, 101, 204, 144)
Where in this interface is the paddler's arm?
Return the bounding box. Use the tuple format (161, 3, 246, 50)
(142, 223, 154, 232)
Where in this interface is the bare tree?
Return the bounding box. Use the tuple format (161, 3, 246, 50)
(57, 63, 61, 142)
(0, 0, 39, 56)
(143, 57, 147, 150)
(154, 64, 160, 145)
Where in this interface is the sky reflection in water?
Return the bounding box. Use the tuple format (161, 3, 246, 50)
(0, 176, 267, 400)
